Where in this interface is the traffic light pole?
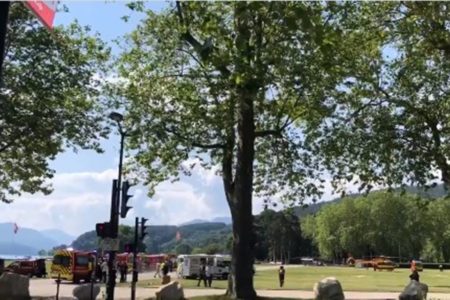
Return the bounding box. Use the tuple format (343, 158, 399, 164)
(106, 179, 118, 300)
(131, 217, 139, 300)
(106, 112, 127, 300)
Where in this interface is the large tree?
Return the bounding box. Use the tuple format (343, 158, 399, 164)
(0, 4, 109, 202)
(314, 2, 450, 192)
(115, 2, 371, 297)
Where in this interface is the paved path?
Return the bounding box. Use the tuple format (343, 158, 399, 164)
(30, 277, 450, 299)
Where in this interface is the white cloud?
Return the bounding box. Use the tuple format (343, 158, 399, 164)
(2, 162, 390, 239)
(181, 158, 221, 187)
(144, 181, 214, 225)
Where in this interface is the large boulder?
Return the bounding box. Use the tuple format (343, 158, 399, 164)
(313, 277, 345, 300)
(420, 283, 428, 299)
(161, 275, 171, 285)
(399, 280, 428, 300)
(155, 280, 184, 300)
(72, 284, 100, 300)
(0, 272, 30, 300)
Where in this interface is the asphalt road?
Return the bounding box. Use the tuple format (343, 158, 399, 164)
(30, 278, 450, 300)
(29, 270, 450, 300)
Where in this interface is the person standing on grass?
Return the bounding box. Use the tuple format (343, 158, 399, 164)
(409, 269, 420, 282)
(101, 259, 108, 284)
(197, 262, 207, 287)
(205, 263, 213, 287)
(278, 265, 285, 288)
(411, 259, 417, 272)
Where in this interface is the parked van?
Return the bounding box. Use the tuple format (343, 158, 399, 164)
(212, 254, 231, 279)
(177, 254, 213, 279)
(4, 259, 47, 278)
(50, 249, 95, 283)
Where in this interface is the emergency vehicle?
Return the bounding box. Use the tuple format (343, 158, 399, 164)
(212, 254, 231, 279)
(177, 254, 213, 278)
(4, 259, 47, 278)
(50, 249, 95, 283)
(116, 253, 166, 272)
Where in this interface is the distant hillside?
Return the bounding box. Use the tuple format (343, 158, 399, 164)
(402, 184, 448, 198)
(180, 216, 232, 226)
(70, 184, 448, 254)
(294, 183, 448, 218)
(72, 222, 232, 254)
(0, 242, 39, 256)
(41, 229, 75, 245)
(0, 223, 60, 255)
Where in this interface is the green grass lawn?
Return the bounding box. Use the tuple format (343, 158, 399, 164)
(132, 266, 450, 293)
(187, 297, 300, 300)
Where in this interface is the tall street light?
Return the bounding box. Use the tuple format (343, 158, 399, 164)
(106, 111, 126, 300)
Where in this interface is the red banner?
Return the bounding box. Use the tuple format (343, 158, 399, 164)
(25, 1, 57, 30)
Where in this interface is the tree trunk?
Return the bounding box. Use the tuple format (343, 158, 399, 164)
(224, 2, 262, 299)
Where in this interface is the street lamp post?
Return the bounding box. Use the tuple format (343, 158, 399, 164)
(106, 111, 126, 300)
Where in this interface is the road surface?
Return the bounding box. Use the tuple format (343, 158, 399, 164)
(29, 273, 450, 300)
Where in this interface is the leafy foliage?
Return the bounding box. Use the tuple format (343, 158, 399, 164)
(254, 209, 312, 262)
(0, 4, 109, 202)
(113, 3, 374, 296)
(313, 2, 450, 192)
(302, 191, 438, 261)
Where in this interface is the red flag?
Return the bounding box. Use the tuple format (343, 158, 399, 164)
(175, 231, 181, 241)
(13, 223, 19, 234)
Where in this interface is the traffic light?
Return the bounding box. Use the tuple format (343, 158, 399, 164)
(96, 222, 113, 238)
(124, 243, 135, 253)
(120, 180, 133, 218)
(140, 217, 148, 240)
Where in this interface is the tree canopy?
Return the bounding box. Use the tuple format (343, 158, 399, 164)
(0, 4, 109, 202)
(114, 2, 382, 297)
(314, 2, 450, 192)
(302, 192, 435, 261)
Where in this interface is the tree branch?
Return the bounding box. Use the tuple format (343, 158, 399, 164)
(164, 124, 225, 149)
(255, 129, 283, 138)
(175, 1, 231, 77)
(191, 142, 225, 149)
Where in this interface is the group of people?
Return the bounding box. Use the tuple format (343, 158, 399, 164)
(153, 259, 172, 278)
(197, 261, 213, 287)
(94, 258, 129, 283)
(94, 258, 109, 283)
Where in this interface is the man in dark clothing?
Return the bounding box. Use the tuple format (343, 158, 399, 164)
(119, 262, 126, 283)
(409, 270, 420, 282)
(197, 263, 207, 287)
(95, 261, 102, 282)
(162, 260, 169, 276)
(279, 265, 285, 288)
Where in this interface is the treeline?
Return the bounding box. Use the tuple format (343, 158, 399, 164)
(302, 192, 450, 262)
(254, 210, 313, 262)
(71, 223, 233, 255)
(70, 212, 315, 262)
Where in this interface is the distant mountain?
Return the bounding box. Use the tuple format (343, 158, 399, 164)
(211, 216, 232, 224)
(0, 242, 39, 256)
(0, 223, 61, 255)
(180, 219, 209, 225)
(41, 229, 75, 245)
(293, 183, 448, 218)
(180, 216, 232, 226)
(72, 222, 232, 254)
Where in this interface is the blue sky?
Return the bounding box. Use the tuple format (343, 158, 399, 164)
(2, 1, 237, 237)
(2, 1, 352, 237)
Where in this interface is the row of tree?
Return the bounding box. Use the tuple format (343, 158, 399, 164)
(302, 192, 450, 263)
